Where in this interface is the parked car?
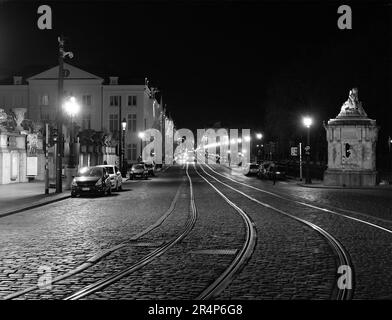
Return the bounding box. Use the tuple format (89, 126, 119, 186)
(96, 164, 122, 191)
(142, 162, 155, 177)
(71, 166, 112, 197)
(129, 163, 148, 180)
(257, 162, 287, 180)
(243, 163, 259, 176)
(271, 165, 287, 180)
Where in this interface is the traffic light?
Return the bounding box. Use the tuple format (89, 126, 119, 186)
(49, 126, 58, 147)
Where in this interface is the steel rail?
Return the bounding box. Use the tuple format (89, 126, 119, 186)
(63, 163, 197, 300)
(192, 164, 257, 300)
(204, 163, 392, 235)
(4, 168, 185, 300)
(198, 163, 353, 300)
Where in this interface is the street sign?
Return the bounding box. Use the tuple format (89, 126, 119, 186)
(305, 145, 310, 151)
(290, 147, 298, 156)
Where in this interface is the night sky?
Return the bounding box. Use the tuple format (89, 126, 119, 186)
(0, 1, 391, 153)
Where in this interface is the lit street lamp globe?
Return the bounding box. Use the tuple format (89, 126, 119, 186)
(138, 132, 145, 139)
(303, 116, 313, 128)
(63, 96, 80, 117)
(256, 133, 263, 140)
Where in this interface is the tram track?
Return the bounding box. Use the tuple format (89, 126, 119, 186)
(63, 163, 198, 300)
(3, 168, 185, 300)
(204, 163, 392, 235)
(196, 162, 354, 300)
(192, 163, 257, 300)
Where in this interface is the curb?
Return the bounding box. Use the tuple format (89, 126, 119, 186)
(296, 183, 392, 190)
(0, 193, 71, 218)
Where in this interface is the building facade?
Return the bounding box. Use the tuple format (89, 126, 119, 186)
(0, 63, 167, 167)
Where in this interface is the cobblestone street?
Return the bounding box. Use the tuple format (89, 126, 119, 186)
(1, 164, 392, 300)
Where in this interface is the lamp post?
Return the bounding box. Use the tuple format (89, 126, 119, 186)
(121, 118, 127, 176)
(303, 116, 313, 184)
(389, 136, 392, 181)
(63, 96, 80, 168)
(256, 133, 263, 163)
(138, 131, 145, 162)
(56, 36, 74, 193)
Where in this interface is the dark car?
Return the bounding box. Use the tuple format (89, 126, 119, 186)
(129, 163, 148, 180)
(258, 163, 287, 181)
(143, 162, 155, 176)
(271, 165, 287, 180)
(71, 166, 112, 197)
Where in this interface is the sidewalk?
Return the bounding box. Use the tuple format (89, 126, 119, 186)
(0, 181, 71, 218)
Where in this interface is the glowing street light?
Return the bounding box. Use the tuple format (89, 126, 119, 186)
(302, 116, 313, 184)
(121, 118, 127, 176)
(303, 116, 313, 128)
(63, 96, 80, 117)
(138, 131, 145, 161)
(63, 96, 80, 169)
(256, 133, 263, 140)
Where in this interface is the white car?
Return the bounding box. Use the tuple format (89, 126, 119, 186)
(242, 163, 259, 176)
(96, 165, 122, 191)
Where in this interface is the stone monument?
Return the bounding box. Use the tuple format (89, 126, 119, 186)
(12, 108, 27, 132)
(324, 88, 378, 186)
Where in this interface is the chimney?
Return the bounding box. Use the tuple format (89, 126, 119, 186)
(13, 76, 22, 85)
(109, 76, 118, 85)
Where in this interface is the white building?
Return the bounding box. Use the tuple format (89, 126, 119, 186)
(0, 63, 167, 165)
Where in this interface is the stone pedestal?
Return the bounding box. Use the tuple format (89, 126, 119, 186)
(324, 88, 378, 186)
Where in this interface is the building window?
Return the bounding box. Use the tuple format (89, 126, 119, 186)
(110, 95, 121, 106)
(127, 114, 137, 132)
(39, 94, 49, 106)
(82, 95, 92, 106)
(82, 113, 91, 130)
(41, 111, 50, 121)
(127, 143, 137, 161)
(109, 114, 118, 132)
(128, 95, 137, 106)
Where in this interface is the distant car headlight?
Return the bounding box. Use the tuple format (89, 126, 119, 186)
(95, 178, 102, 186)
(276, 171, 281, 174)
(71, 179, 77, 187)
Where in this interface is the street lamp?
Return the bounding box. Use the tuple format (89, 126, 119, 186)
(302, 116, 313, 184)
(255, 133, 263, 162)
(56, 36, 74, 194)
(63, 96, 80, 169)
(138, 131, 145, 162)
(121, 118, 127, 176)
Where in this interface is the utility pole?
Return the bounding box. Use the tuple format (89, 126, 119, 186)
(118, 98, 122, 171)
(56, 36, 73, 193)
(56, 36, 64, 193)
(305, 127, 312, 184)
(45, 123, 49, 194)
(299, 142, 303, 181)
